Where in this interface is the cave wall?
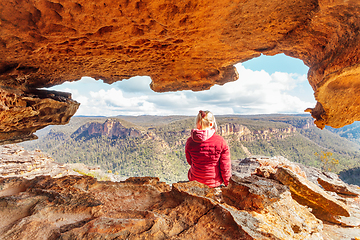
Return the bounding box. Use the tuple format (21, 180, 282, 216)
(0, 0, 359, 142)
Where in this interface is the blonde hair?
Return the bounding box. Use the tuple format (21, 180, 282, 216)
(195, 110, 217, 130)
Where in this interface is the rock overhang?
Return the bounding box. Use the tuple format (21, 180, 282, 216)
(0, 0, 359, 143)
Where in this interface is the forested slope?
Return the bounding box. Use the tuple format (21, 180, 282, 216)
(20, 115, 360, 183)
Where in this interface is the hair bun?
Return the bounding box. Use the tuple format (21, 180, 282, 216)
(199, 110, 206, 118)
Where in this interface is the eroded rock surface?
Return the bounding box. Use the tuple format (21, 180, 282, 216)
(0, 144, 75, 179)
(0, 175, 323, 240)
(0, 0, 359, 142)
(249, 156, 360, 230)
(0, 144, 126, 182)
(72, 119, 142, 139)
(1, 151, 360, 239)
(275, 166, 351, 223)
(0, 87, 79, 144)
(318, 172, 360, 197)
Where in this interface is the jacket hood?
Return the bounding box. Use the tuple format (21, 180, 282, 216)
(191, 129, 216, 142)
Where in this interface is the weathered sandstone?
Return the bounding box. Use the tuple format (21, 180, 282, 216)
(0, 0, 359, 142)
(1, 148, 360, 239)
(275, 166, 350, 223)
(0, 175, 324, 240)
(222, 175, 289, 212)
(0, 144, 125, 182)
(0, 87, 79, 144)
(249, 156, 360, 228)
(318, 173, 360, 197)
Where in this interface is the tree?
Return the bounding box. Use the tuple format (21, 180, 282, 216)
(315, 151, 339, 172)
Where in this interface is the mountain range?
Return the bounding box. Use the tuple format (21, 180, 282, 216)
(19, 114, 360, 184)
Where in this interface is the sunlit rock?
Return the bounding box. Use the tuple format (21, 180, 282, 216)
(275, 166, 350, 223)
(1, 152, 360, 238)
(0, 175, 323, 240)
(0, 144, 125, 181)
(0, 0, 359, 142)
(0, 87, 79, 144)
(317, 172, 360, 197)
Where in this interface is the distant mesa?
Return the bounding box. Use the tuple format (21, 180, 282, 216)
(71, 119, 142, 140)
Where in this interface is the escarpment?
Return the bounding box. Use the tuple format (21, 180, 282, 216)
(71, 119, 142, 139)
(0, 0, 360, 143)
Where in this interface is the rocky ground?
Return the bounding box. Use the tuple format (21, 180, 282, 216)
(1, 145, 360, 239)
(0, 144, 125, 182)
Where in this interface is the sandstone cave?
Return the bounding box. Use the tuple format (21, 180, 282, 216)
(0, 0, 360, 239)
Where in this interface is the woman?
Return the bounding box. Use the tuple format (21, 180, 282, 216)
(185, 110, 231, 188)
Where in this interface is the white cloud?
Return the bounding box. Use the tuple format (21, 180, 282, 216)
(48, 64, 315, 117)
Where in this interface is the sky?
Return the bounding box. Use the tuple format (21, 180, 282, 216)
(49, 53, 316, 117)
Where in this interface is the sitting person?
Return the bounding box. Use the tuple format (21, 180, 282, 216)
(185, 110, 231, 188)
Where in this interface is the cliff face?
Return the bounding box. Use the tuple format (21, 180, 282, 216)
(0, 0, 360, 143)
(72, 120, 300, 144)
(218, 123, 297, 141)
(218, 123, 252, 136)
(72, 119, 142, 139)
(1, 146, 360, 239)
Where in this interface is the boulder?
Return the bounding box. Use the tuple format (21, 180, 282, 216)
(231, 158, 261, 179)
(222, 175, 289, 212)
(317, 173, 360, 197)
(0, 87, 79, 144)
(274, 166, 351, 224)
(238, 156, 360, 228)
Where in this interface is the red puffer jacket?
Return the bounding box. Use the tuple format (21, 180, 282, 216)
(185, 129, 231, 188)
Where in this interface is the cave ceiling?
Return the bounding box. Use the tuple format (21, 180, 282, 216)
(0, 0, 359, 143)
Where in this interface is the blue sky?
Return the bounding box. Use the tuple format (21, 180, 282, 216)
(49, 53, 316, 117)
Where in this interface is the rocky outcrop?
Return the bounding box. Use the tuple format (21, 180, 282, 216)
(218, 123, 297, 142)
(0, 175, 324, 240)
(233, 156, 360, 235)
(249, 156, 360, 228)
(72, 119, 142, 139)
(218, 123, 252, 136)
(1, 150, 360, 239)
(0, 144, 125, 182)
(0, 144, 73, 179)
(0, 87, 79, 144)
(275, 166, 351, 223)
(317, 172, 360, 197)
(0, 0, 360, 143)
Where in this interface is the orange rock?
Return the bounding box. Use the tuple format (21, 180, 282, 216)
(256, 156, 307, 179)
(222, 175, 289, 212)
(0, 87, 79, 144)
(0, 0, 359, 142)
(275, 166, 350, 223)
(0, 175, 324, 239)
(318, 175, 360, 197)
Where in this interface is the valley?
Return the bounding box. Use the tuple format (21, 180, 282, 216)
(20, 114, 360, 184)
